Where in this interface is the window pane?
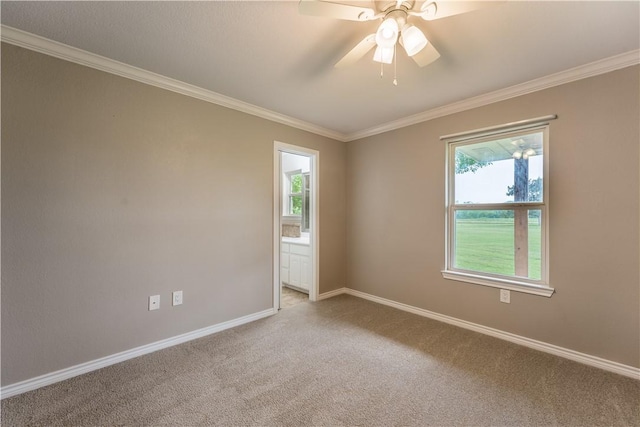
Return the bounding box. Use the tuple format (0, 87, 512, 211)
(454, 209, 543, 280)
(528, 210, 542, 280)
(454, 131, 544, 204)
(290, 195, 302, 215)
(303, 190, 310, 231)
(291, 174, 303, 193)
(454, 211, 515, 276)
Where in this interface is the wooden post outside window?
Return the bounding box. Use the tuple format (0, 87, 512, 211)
(514, 158, 529, 277)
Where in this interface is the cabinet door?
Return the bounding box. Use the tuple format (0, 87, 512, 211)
(289, 254, 301, 286)
(300, 256, 311, 291)
(280, 266, 289, 285)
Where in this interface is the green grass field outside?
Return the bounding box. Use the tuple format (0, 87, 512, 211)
(454, 218, 541, 280)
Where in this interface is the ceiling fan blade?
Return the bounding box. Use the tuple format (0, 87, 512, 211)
(299, 0, 377, 21)
(414, 0, 504, 21)
(411, 41, 441, 67)
(335, 34, 377, 68)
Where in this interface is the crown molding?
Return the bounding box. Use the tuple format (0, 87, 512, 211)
(0, 25, 348, 142)
(345, 49, 640, 141)
(2, 25, 638, 144)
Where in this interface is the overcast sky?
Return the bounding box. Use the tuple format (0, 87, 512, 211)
(455, 156, 543, 204)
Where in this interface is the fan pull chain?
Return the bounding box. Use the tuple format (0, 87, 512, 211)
(380, 61, 384, 78)
(393, 47, 398, 86)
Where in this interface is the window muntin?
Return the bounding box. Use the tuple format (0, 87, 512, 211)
(445, 125, 550, 293)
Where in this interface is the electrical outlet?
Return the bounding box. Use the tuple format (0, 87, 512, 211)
(149, 295, 160, 311)
(172, 290, 183, 306)
(499, 289, 510, 304)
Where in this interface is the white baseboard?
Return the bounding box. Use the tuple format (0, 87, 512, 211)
(4, 288, 637, 399)
(340, 288, 639, 380)
(1, 308, 276, 399)
(317, 287, 347, 300)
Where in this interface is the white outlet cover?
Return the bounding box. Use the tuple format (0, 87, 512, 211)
(172, 290, 183, 306)
(149, 295, 160, 311)
(499, 289, 511, 304)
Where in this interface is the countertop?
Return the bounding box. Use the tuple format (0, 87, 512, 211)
(282, 233, 310, 246)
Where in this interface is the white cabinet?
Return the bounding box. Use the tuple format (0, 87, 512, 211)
(280, 243, 290, 284)
(301, 256, 311, 290)
(289, 254, 301, 287)
(281, 242, 310, 294)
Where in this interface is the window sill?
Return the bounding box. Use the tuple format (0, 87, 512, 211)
(441, 270, 555, 297)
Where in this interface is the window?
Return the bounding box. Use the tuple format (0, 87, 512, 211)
(287, 171, 304, 215)
(442, 118, 554, 297)
(285, 170, 310, 231)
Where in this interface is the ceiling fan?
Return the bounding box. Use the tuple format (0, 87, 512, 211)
(300, 0, 500, 73)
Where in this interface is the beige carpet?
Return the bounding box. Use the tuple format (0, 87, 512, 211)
(2, 295, 639, 426)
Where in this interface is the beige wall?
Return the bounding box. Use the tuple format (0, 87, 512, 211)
(2, 40, 638, 388)
(1, 44, 347, 385)
(347, 65, 640, 368)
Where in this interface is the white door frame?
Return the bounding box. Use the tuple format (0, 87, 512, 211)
(273, 141, 319, 310)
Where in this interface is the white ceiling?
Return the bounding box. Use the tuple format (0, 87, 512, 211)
(2, 1, 639, 138)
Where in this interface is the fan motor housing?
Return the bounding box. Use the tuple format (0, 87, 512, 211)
(377, 1, 414, 13)
(385, 9, 408, 28)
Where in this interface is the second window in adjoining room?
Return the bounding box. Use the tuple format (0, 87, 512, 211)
(285, 170, 311, 232)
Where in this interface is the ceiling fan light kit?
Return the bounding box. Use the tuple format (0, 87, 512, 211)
(375, 17, 399, 48)
(400, 24, 428, 57)
(299, 0, 503, 83)
(373, 45, 394, 64)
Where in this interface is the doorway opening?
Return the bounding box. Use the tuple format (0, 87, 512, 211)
(273, 142, 319, 311)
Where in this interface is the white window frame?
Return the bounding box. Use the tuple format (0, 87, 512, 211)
(441, 116, 556, 297)
(284, 170, 303, 217)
